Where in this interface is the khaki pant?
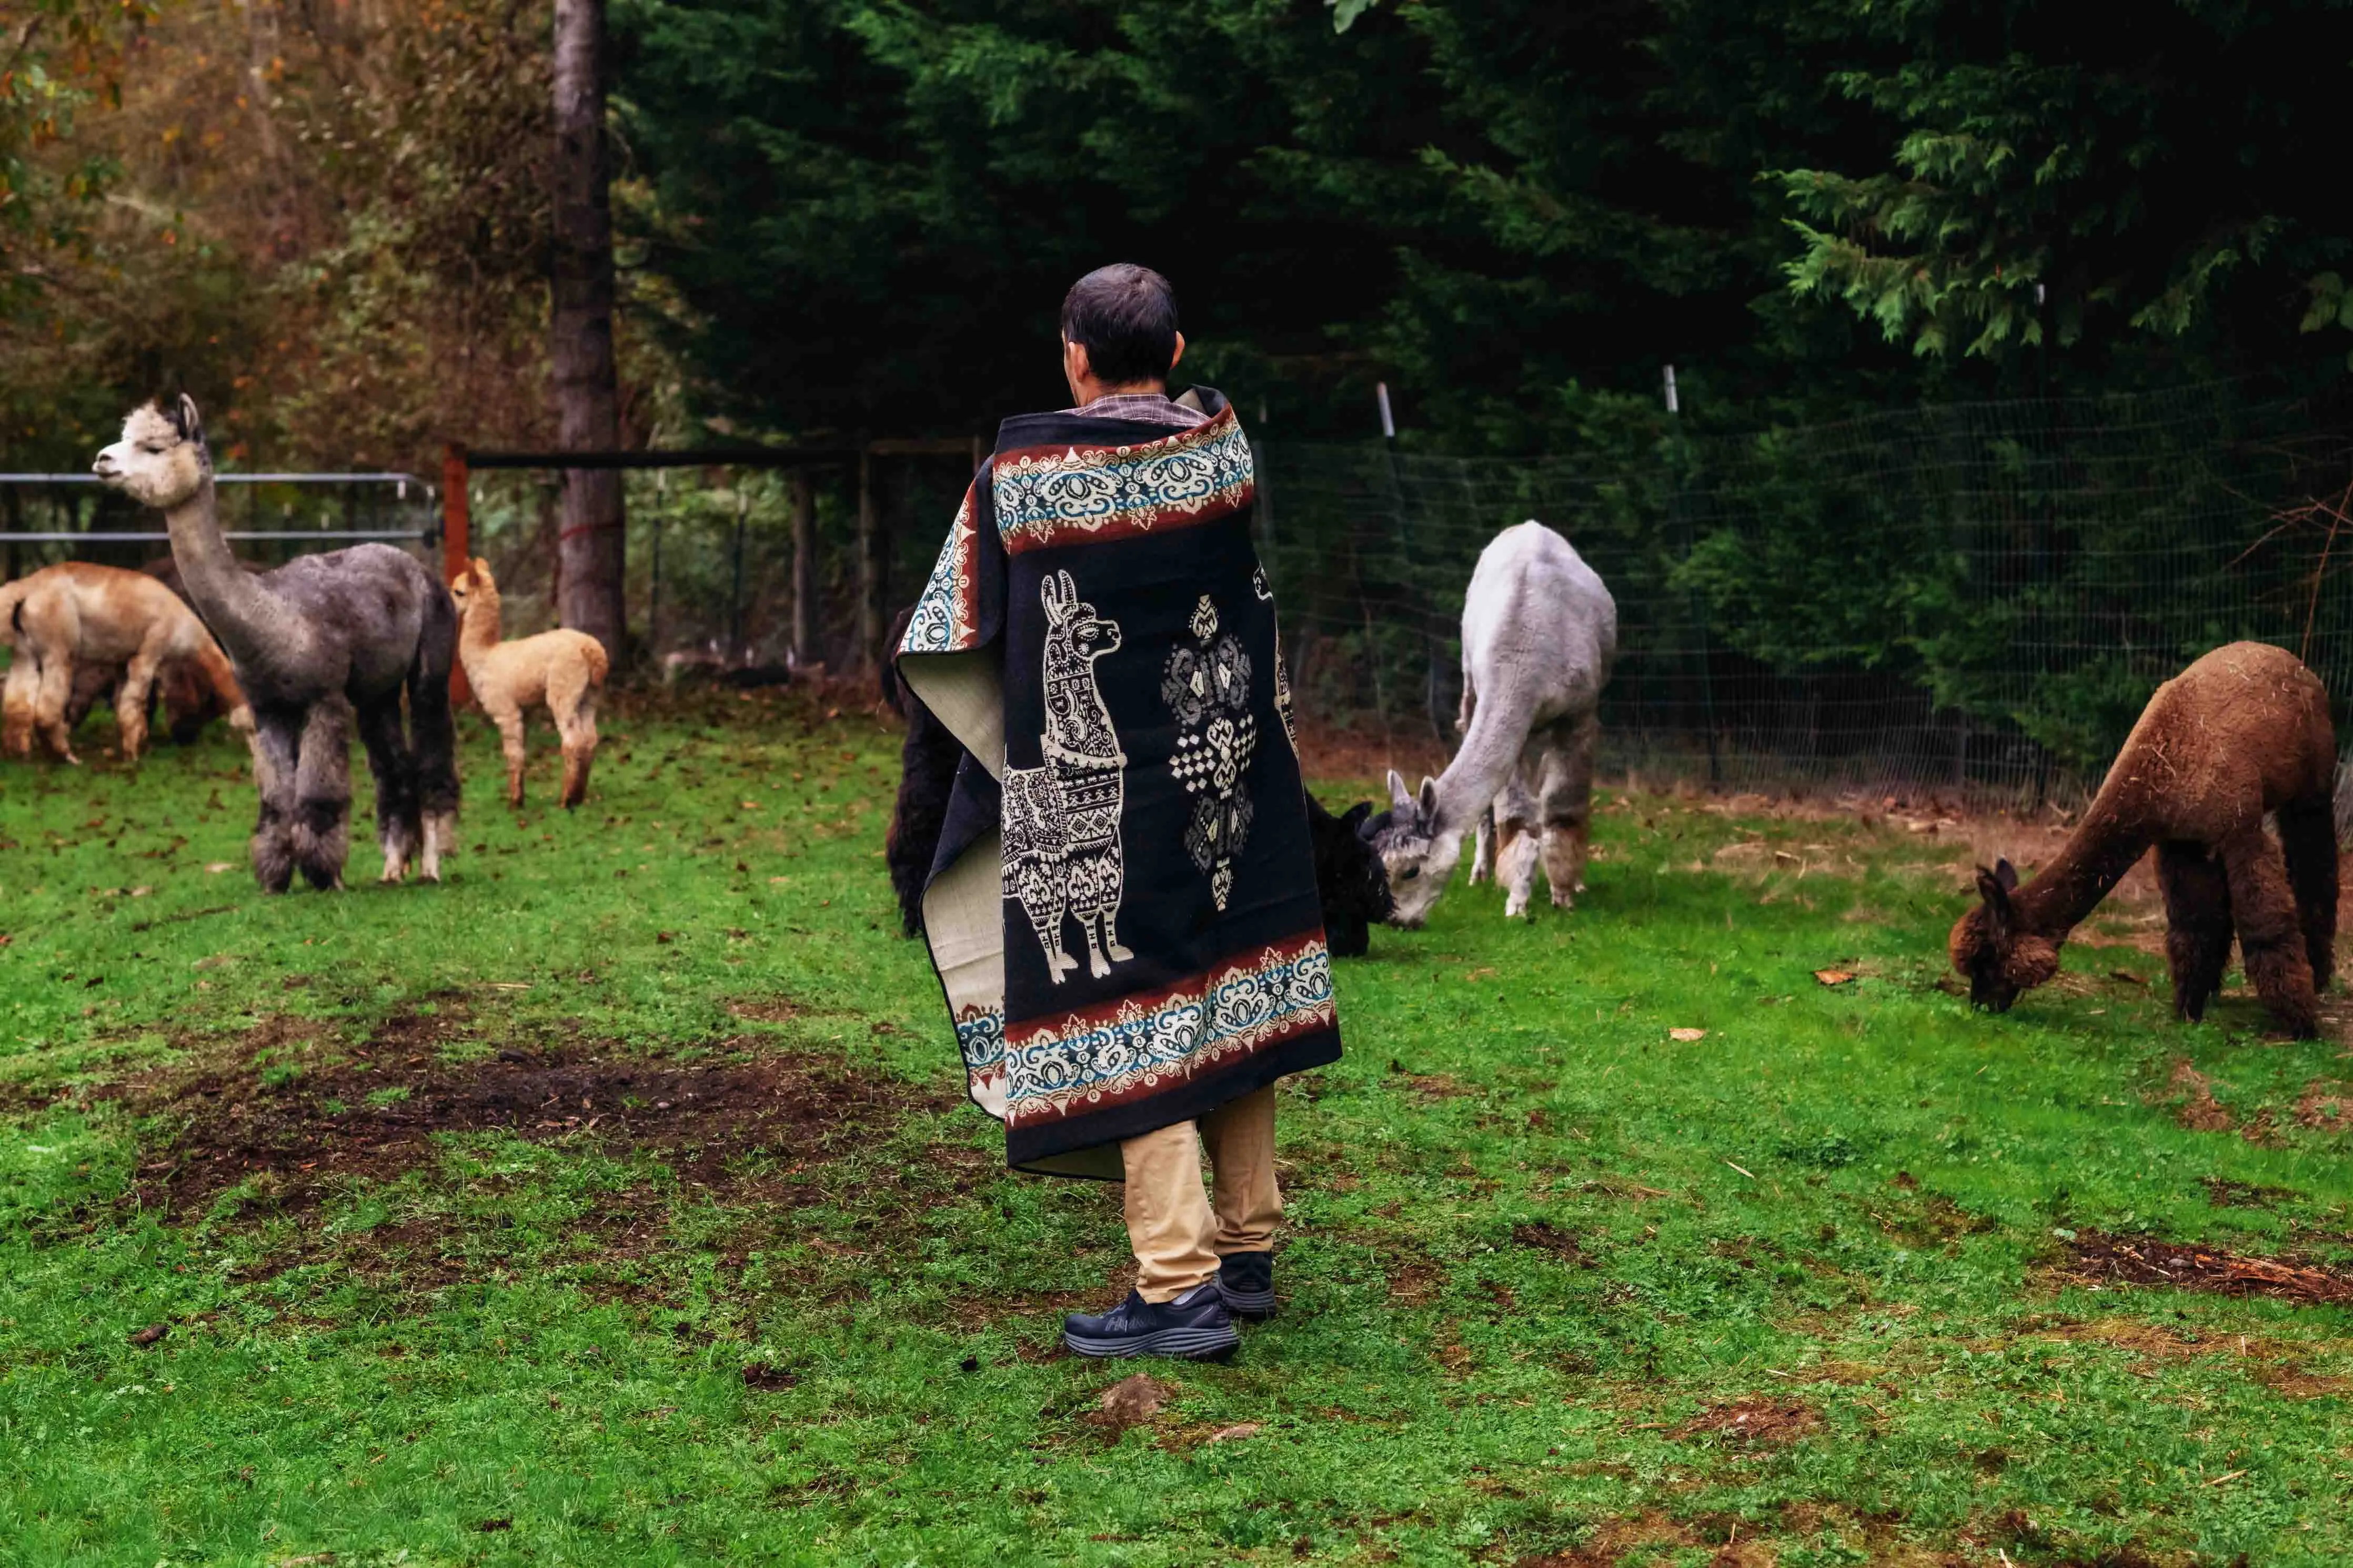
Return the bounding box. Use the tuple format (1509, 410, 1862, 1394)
(1120, 1084, 1281, 1302)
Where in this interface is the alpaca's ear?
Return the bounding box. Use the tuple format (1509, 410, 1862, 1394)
(1342, 801, 1372, 831)
(1418, 775, 1441, 821)
(1994, 857, 2019, 892)
(176, 394, 205, 448)
(1387, 768, 1413, 811)
(1974, 865, 2014, 931)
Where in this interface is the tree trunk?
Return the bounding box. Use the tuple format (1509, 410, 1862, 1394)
(856, 447, 883, 669)
(551, 0, 626, 657)
(791, 470, 816, 666)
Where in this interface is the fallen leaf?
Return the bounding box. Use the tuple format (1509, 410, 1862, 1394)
(1205, 1422, 1262, 1443)
(129, 886, 152, 898)
(204, 862, 235, 874)
(1814, 969, 1855, 986)
(1465, 967, 1497, 982)
(1669, 1027, 1707, 1041)
(127, 1323, 168, 1347)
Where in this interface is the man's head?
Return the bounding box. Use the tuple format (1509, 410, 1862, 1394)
(1060, 264, 1185, 404)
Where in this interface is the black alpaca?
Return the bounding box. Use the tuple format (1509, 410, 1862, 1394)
(882, 605, 964, 936)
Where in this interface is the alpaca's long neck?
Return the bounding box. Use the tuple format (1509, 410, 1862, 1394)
(459, 584, 504, 656)
(2014, 804, 2154, 940)
(163, 479, 302, 670)
(1433, 663, 1543, 835)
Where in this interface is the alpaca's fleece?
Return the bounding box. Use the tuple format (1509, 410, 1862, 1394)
(1951, 641, 2337, 1037)
(882, 604, 964, 936)
(449, 557, 608, 810)
(1373, 521, 1615, 926)
(0, 560, 249, 763)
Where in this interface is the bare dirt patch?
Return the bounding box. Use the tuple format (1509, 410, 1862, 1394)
(1670, 1396, 1821, 1445)
(98, 1008, 947, 1219)
(2066, 1232, 2353, 1307)
(1512, 1219, 1597, 1267)
(2294, 1078, 2353, 1132)
(2166, 1059, 2235, 1132)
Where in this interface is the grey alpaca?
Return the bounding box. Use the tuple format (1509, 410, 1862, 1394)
(1372, 521, 1616, 926)
(93, 398, 460, 891)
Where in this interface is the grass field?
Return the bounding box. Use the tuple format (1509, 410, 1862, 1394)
(5, 687, 2353, 1566)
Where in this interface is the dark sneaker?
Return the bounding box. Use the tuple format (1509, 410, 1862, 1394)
(1217, 1251, 1276, 1319)
(1062, 1283, 1239, 1361)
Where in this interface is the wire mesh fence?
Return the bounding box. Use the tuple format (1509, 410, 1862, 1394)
(9, 382, 2350, 805)
(1258, 382, 2353, 802)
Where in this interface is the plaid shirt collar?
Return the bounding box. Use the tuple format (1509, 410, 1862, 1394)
(1060, 391, 1208, 428)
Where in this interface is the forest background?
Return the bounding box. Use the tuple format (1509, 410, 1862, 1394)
(7, 0, 2353, 772)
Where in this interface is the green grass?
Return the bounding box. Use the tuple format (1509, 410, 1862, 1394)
(5, 691, 2353, 1566)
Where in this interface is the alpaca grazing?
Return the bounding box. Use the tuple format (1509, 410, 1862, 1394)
(1950, 642, 2338, 1037)
(1369, 521, 1617, 925)
(93, 397, 460, 891)
(447, 558, 608, 809)
(0, 561, 249, 763)
(1308, 794, 1393, 957)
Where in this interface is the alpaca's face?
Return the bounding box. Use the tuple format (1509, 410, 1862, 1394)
(1069, 610, 1119, 662)
(1367, 773, 1458, 928)
(92, 400, 209, 511)
(1948, 861, 2058, 1011)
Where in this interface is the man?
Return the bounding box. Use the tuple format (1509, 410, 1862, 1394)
(895, 264, 1342, 1360)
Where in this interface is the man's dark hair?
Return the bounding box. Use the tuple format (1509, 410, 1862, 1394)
(1060, 264, 1180, 387)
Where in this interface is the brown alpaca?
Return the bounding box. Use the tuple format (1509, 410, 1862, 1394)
(1950, 642, 2338, 1038)
(447, 558, 608, 808)
(0, 562, 250, 763)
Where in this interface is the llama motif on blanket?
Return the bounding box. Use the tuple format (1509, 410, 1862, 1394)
(1002, 571, 1132, 983)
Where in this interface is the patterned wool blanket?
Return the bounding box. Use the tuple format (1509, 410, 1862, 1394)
(895, 388, 1342, 1177)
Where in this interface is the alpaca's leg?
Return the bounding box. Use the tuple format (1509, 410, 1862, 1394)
(1, 655, 35, 757)
(2219, 826, 2319, 1037)
(2158, 839, 2233, 1024)
(489, 701, 528, 809)
(2277, 796, 2339, 992)
(290, 697, 354, 891)
(406, 648, 461, 880)
(356, 694, 418, 882)
(249, 709, 302, 893)
(1494, 773, 1540, 918)
(1095, 844, 1132, 964)
(32, 650, 77, 765)
(114, 629, 172, 764)
(554, 675, 598, 809)
(1470, 804, 1496, 884)
(1536, 709, 1600, 907)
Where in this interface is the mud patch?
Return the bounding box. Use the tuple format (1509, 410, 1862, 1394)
(1512, 1220, 1596, 1266)
(1670, 1396, 1821, 1445)
(100, 1010, 947, 1218)
(2066, 1232, 2353, 1307)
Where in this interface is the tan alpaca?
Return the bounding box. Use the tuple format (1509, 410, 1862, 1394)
(0, 562, 251, 764)
(448, 558, 608, 808)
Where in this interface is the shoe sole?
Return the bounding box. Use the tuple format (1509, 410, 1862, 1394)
(1063, 1324, 1241, 1361)
(1218, 1285, 1276, 1319)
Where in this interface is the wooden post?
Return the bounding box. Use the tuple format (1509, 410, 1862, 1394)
(442, 443, 472, 707)
(856, 445, 880, 669)
(790, 469, 816, 667)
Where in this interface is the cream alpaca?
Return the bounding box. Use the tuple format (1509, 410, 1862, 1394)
(447, 558, 608, 808)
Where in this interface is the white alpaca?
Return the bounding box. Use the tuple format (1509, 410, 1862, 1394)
(1371, 521, 1616, 925)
